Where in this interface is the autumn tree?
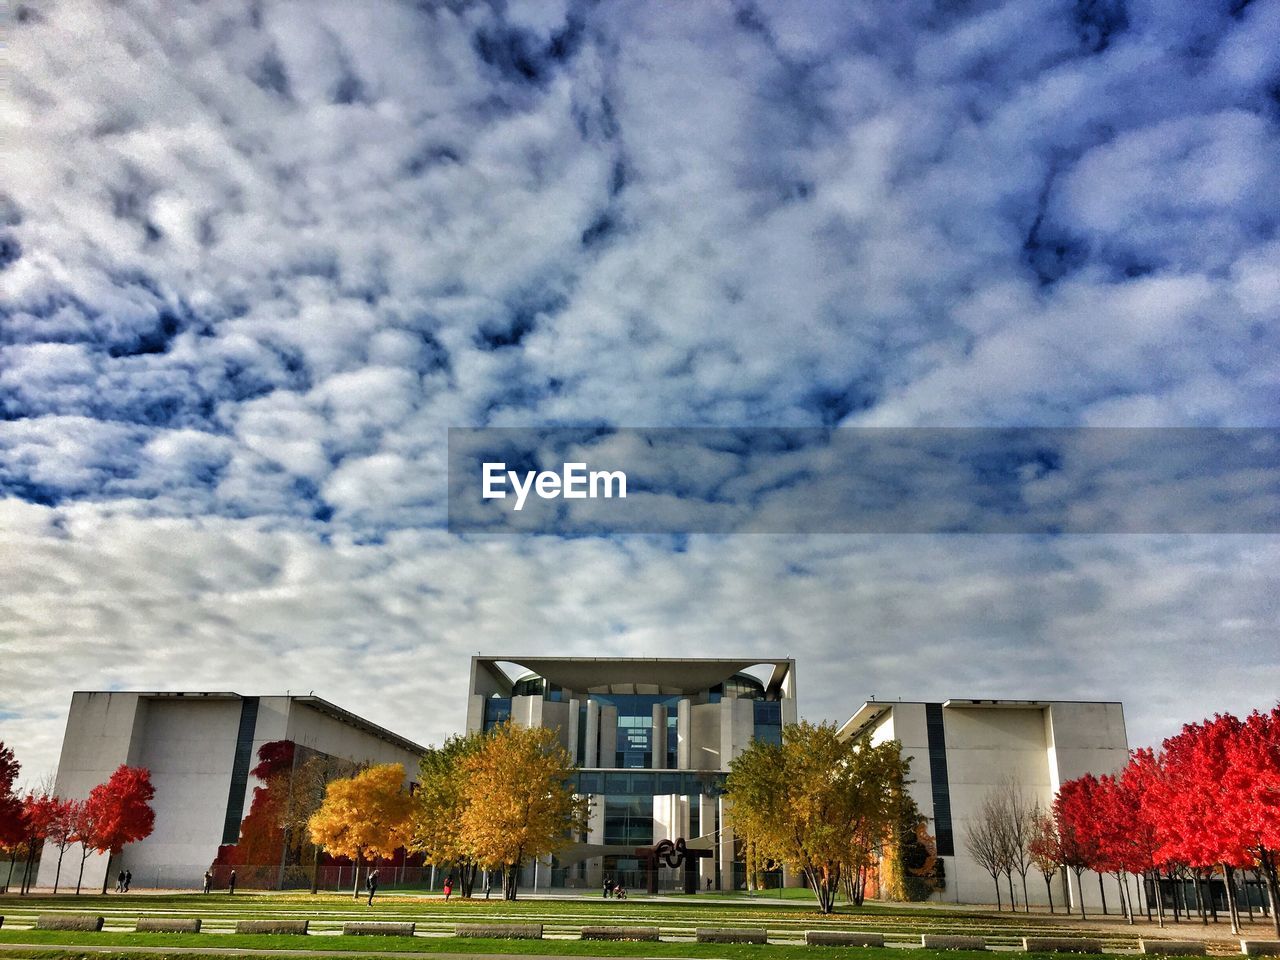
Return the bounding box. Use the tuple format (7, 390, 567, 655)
(90, 765, 156, 894)
(457, 722, 587, 901)
(726, 721, 907, 914)
(17, 792, 58, 895)
(1228, 708, 1280, 937)
(1055, 777, 1103, 919)
(308, 763, 413, 899)
(412, 731, 489, 898)
(0, 744, 26, 892)
(46, 798, 79, 893)
(1029, 805, 1063, 913)
(70, 798, 102, 895)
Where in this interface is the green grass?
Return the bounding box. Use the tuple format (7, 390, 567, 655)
(0, 931, 1130, 960)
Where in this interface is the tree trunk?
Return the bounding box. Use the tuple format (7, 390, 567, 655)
(1045, 874, 1055, 914)
(1259, 850, 1280, 937)
(352, 850, 362, 900)
(1073, 868, 1087, 919)
(1223, 864, 1241, 934)
(309, 846, 322, 895)
(1021, 873, 1030, 913)
(1007, 871, 1017, 912)
(76, 848, 91, 895)
(1098, 872, 1108, 915)
(504, 862, 520, 900)
(101, 853, 112, 895)
(1114, 871, 1131, 923)
(22, 841, 38, 895)
(991, 873, 1003, 912)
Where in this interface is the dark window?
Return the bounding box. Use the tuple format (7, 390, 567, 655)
(604, 795, 654, 846)
(221, 697, 260, 844)
(925, 703, 955, 856)
(753, 700, 783, 746)
(483, 697, 512, 731)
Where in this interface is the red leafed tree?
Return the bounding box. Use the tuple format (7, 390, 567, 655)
(0, 743, 23, 847)
(45, 798, 80, 894)
(1028, 807, 1064, 913)
(1224, 708, 1280, 936)
(87, 765, 155, 894)
(1149, 715, 1253, 932)
(1055, 776, 1105, 918)
(1122, 748, 1168, 925)
(17, 792, 58, 895)
(71, 797, 103, 895)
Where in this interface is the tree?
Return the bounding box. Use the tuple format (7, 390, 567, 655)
(1224, 708, 1280, 936)
(965, 792, 1011, 910)
(0, 744, 23, 851)
(1028, 805, 1063, 913)
(457, 722, 588, 901)
(70, 798, 102, 895)
(993, 779, 1037, 912)
(88, 765, 156, 894)
(0, 744, 26, 892)
(308, 763, 413, 899)
(1055, 777, 1103, 919)
(17, 792, 58, 895)
(726, 721, 907, 914)
(412, 731, 489, 898)
(45, 798, 79, 894)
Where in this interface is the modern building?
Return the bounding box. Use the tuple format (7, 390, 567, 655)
(464, 656, 799, 891)
(837, 699, 1130, 909)
(36, 691, 425, 890)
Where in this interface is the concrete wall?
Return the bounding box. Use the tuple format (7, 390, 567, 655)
(38, 693, 424, 891)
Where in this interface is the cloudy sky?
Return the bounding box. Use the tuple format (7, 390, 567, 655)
(2, 0, 1279, 782)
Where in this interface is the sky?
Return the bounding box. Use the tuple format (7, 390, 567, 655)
(2, 0, 1279, 784)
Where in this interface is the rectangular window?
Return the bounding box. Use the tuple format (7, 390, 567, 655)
(221, 697, 260, 845)
(483, 697, 512, 731)
(753, 700, 783, 746)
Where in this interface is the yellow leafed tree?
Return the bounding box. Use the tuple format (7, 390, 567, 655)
(308, 763, 413, 899)
(458, 722, 588, 900)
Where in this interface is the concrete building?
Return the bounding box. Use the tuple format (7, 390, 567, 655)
(465, 656, 799, 891)
(837, 699, 1130, 909)
(37, 691, 424, 890)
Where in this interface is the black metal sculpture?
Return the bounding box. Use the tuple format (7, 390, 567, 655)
(634, 837, 712, 894)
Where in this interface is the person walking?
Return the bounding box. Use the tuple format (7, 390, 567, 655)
(202, 870, 213, 894)
(602, 875, 611, 898)
(124, 870, 132, 892)
(443, 874, 453, 901)
(115, 870, 125, 893)
(228, 869, 236, 895)
(366, 870, 378, 906)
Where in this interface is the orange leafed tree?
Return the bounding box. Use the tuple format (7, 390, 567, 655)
(307, 763, 413, 899)
(458, 722, 587, 900)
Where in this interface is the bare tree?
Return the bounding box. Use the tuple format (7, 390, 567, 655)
(996, 779, 1037, 912)
(966, 793, 1011, 910)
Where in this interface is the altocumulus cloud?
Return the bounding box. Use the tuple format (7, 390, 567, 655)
(1, 0, 1278, 775)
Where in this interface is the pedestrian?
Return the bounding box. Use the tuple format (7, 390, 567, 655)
(705, 877, 712, 890)
(228, 869, 236, 895)
(443, 874, 453, 901)
(124, 870, 132, 892)
(203, 870, 213, 894)
(602, 875, 611, 898)
(116, 870, 125, 893)
(366, 870, 378, 907)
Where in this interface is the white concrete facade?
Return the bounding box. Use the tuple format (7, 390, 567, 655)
(838, 699, 1130, 910)
(37, 692, 424, 891)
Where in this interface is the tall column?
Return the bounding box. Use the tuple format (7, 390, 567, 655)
(566, 698, 581, 764)
(677, 698, 692, 768)
(584, 700, 599, 767)
(718, 797, 735, 891)
(599, 705, 618, 766)
(652, 703, 668, 769)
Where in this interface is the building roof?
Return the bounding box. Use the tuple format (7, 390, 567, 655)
(76, 691, 427, 756)
(836, 697, 1124, 741)
(473, 656, 794, 697)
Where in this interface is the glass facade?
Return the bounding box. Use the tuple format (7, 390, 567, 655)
(603, 795, 654, 846)
(575, 769, 727, 797)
